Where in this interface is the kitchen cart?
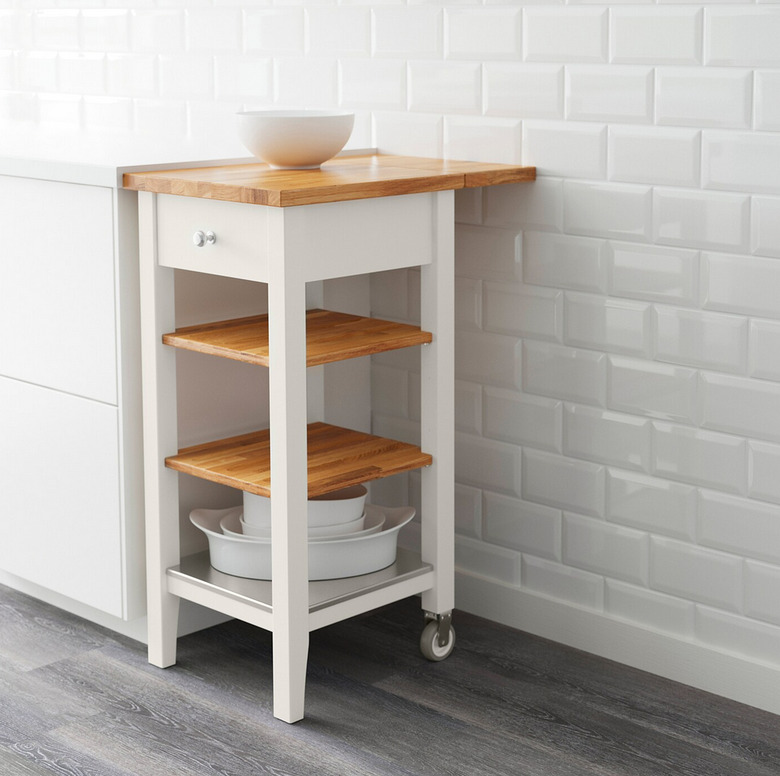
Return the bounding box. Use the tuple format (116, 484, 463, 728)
(125, 154, 535, 723)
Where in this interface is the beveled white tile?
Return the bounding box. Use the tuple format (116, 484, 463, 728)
(606, 580, 695, 638)
(185, 8, 240, 52)
(408, 60, 481, 114)
(523, 7, 607, 63)
(564, 293, 651, 357)
(159, 55, 212, 99)
(564, 404, 651, 472)
(611, 7, 703, 65)
(484, 63, 563, 119)
(306, 7, 371, 57)
(702, 252, 780, 319)
(83, 96, 133, 130)
(372, 7, 441, 58)
(454, 276, 481, 333)
(522, 121, 606, 179)
(134, 98, 187, 138)
(455, 380, 482, 435)
(456, 534, 520, 586)
(608, 355, 698, 425)
(609, 126, 700, 187)
(563, 512, 649, 585)
(82, 10, 130, 52)
(33, 9, 80, 51)
(696, 606, 780, 666)
(244, 9, 305, 55)
(566, 65, 653, 123)
(650, 536, 743, 611)
(523, 231, 608, 293)
(656, 67, 752, 129)
(699, 490, 780, 565)
(18, 52, 58, 93)
(444, 116, 521, 165)
(483, 281, 563, 341)
(371, 363, 408, 418)
(607, 242, 699, 307)
(523, 340, 607, 407)
(214, 56, 272, 102)
(483, 491, 562, 561)
(565, 181, 652, 243)
(340, 58, 405, 109)
(750, 440, 780, 505)
(607, 468, 696, 540)
(0, 53, 12, 91)
(705, 7, 780, 66)
(522, 555, 604, 611)
(372, 413, 420, 447)
(701, 373, 780, 443)
(484, 177, 563, 233)
(274, 57, 338, 107)
(58, 53, 105, 96)
(370, 268, 409, 321)
(751, 196, 780, 259)
(653, 422, 747, 495)
(445, 7, 521, 60)
(654, 306, 748, 374)
(131, 10, 185, 54)
(455, 223, 522, 282)
(456, 431, 521, 497)
(522, 448, 606, 516)
(484, 386, 562, 452)
(454, 481, 483, 540)
(745, 561, 780, 626)
(455, 330, 520, 390)
(454, 188, 483, 227)
(703, 131, 780, 196)
(749, 319, 780, 382)
(372, 110, 443, 158)
(755, 70, 780, 131)
(653, 188, 750, 252)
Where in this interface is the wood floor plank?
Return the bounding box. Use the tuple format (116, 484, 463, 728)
(2, 583, 779, 776)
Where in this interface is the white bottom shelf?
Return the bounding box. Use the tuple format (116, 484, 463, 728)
(167, 547, 435, 632)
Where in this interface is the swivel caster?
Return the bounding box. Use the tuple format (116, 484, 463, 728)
(420, 612, 455, 662)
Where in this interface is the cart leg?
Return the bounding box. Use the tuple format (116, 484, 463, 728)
(272, 630, 309, 723)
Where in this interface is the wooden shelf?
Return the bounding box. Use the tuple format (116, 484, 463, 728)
(163, 309, 432, 367)
(165, 421, 432, 498)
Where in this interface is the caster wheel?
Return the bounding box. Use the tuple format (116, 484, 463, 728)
(420, 620, 456, 662)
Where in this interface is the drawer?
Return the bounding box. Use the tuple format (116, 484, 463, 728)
(156, 194, 270, 281)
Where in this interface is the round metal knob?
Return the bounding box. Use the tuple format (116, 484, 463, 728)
(193, 230, 217, 247)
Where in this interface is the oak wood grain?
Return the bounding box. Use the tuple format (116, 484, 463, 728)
(165, 421, 432, 497)
(122, 153, 536, 207)
(162, 309, 432, 367)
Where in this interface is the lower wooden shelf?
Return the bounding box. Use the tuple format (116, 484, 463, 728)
(167, 548, 434, 632)
(165, 421, 432, 497)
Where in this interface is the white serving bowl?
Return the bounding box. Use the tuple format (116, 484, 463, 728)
(191, 504, 413, 581)
(239, 511, 368, 539)
(243, 484, 367, 529)
(236, 110, 355, 170)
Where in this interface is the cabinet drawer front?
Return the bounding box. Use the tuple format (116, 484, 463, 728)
(0, 176, 117, 404)
(157, 194, 269, 281)
(0, 376, 123, 616)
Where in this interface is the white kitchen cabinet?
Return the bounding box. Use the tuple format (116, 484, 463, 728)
(126, 154, 534, 722)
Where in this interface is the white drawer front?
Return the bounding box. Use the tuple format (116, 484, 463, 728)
(156, 194, 269, 281)
(0, 175, 117, 404)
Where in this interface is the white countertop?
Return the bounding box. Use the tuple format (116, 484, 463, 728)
(0, 122, 252, 187)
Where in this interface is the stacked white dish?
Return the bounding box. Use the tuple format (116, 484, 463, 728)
(189, 484, 415, 580)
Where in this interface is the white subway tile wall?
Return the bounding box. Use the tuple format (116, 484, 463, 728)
(5, 0, 780, 678)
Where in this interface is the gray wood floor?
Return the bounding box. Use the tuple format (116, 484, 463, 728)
(1, 584, 778, 776)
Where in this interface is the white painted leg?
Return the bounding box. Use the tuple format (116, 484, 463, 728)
(138, 191, 181, 667)
(420, 190, 455, 617)
(268, 213, 310, 723)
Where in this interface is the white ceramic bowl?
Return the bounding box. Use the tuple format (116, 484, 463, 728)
(243, 484, 367, 529)
(191, 503, 414, 581)
(239, 511, 368, 539)
(236, 110, 355, 170)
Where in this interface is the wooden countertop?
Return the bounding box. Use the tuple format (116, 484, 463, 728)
(122, 153, 536, 207)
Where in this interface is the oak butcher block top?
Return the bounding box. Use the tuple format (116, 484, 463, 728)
(122, 153, 536, 207)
